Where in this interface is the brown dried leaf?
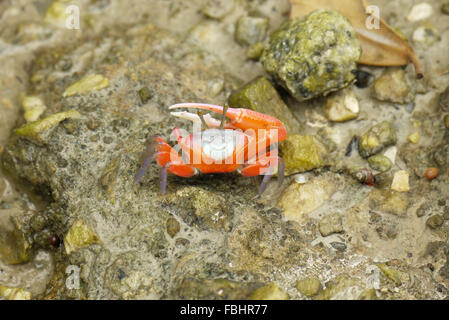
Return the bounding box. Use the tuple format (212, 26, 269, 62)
(290, 0, 423, 77)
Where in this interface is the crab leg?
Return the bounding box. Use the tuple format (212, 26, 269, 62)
(169, 103, 287, 141)
(134, 136, 197, 194)
(160, 163, 169, 196)
(134, 137, 159, 184)
(240, 154, 285, 195)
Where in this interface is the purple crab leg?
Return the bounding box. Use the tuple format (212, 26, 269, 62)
(134, 137, 157, 184)
(258, 157, 285, 196)
(160, 163, 170, 195)
(258, 169, 272, 196)
(134, 155, 155, 184)
(278, 157, 285, 187)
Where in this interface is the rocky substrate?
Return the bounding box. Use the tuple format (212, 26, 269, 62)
(1, 0, 449, 300)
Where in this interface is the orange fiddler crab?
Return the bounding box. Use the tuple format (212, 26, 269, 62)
(134, 103, 287, 195)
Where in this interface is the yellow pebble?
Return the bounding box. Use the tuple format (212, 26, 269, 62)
(407, 132, 420, 144)
(22, 96, 47, 122)
(0, 285, 31, 300)
(391, 170, 410, 192)
(63, 74, 110, 97)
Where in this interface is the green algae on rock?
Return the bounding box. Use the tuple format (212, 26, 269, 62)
(261, 10, 361, 101)
(15, 109, 81, 143)
(359, 121, 397, 158)
(64, 219, 100, 255)
(249, 282, 289, 300)
(228, 76, 300, 133)
(279, 134, 326, 175)
(63, 74, 110, 97)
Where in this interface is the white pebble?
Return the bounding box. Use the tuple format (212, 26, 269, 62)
(383, 146, 397, 165)
(293, 173, 309, 184)
(407, 3, 433, 22)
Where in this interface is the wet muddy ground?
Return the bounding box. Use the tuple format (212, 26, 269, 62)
(0, 0, 449, 299)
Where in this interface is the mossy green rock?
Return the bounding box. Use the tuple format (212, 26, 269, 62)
(367, 155, 393, 172)
(296, 277, 322, 297)
(359, 121, 397, 158)
(249, 282, 289, 300)
(228, 76, 300, 133)
(279, 134, 326, 175)
(261, 10, 361, 101)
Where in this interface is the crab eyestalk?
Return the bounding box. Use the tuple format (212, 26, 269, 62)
(197, 111, 208, 129)
(219, 104, 229, 130)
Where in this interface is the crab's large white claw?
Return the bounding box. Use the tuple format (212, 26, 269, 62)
(170, 111, 201, 124)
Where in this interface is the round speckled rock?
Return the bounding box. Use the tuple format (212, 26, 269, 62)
(261, 10, 361, 101)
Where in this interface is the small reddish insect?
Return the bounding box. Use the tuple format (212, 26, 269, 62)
(134, 103, 287, 195)
(49, 234, 60, 248)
